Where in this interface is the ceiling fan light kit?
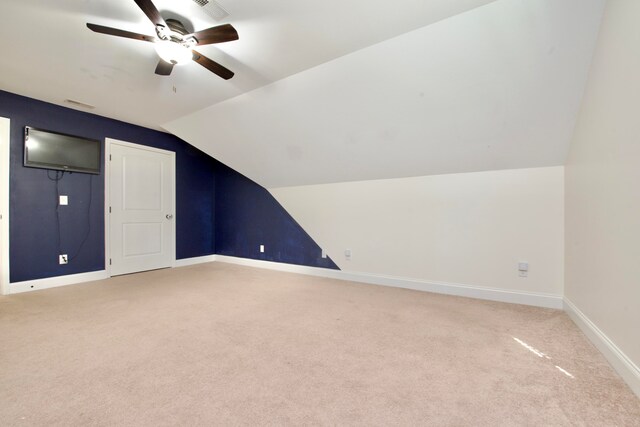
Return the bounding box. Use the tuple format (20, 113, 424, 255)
(86, 0, 238, 79)
(154, 20, 197, 65)
(154, 41, 193, 65)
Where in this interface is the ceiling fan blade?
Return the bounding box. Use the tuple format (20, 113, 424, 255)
(133, 0, 166, 27)
(192, 50, 234, 80)
(155, 60, 174, 76)
(188, 24, 239, 46)
(86, 23, 155, 42)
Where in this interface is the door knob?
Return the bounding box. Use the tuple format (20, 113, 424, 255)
(166, 214, 173, 219)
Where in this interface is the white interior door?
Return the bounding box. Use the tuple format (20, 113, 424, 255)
(108, 139, 175, 276)
(0, 117, 9, 295)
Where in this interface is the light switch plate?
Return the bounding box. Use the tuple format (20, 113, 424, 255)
(59, 195, 68, 205)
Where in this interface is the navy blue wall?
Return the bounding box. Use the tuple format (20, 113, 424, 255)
(215, 162, 338, 269)
(0, 90, 216, 282)
(1, 90, 337, 283)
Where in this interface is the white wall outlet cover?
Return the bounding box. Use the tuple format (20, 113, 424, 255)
(59, 254, 68, 264)
(59, 195, 68, 205)
(259, 244, 265, 253)
(321, 249, 327, 258)
(345, 249, 351, 259)
(518, 262, 529, 271)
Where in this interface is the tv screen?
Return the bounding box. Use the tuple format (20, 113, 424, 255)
(24, 126, 101, 174)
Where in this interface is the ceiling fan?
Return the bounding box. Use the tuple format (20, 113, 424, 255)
(86, 0, 238, 79)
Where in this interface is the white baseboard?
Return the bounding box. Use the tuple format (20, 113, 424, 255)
(174, 255, 217, 267)
(6, 255, 563, 310)
(8, 255, 218, 293)
(564, 297, 640, 398)
(214, 255, 563, 309)
(9, 270, 109, 294)
(10, 254, 217, 293)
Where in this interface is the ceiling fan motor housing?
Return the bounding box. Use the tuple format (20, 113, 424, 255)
(156, 19, 197, 49)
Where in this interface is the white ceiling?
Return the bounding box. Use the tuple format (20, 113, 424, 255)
(0, 0, 495, 130)
(165, 0, 606, 188)
(1, 0, 605, 189)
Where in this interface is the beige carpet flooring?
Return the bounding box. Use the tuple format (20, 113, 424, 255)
(0, 262, 638, 426)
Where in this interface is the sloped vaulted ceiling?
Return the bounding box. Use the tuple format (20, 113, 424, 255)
(165, 0, 605, 189)
(0, 0, 605, 189)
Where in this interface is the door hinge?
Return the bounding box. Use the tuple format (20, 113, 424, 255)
(109, 154, 112, 161)
(109, 259, 112, 265)
(109, 206, 112, 213)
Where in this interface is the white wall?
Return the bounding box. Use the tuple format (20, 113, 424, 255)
(0, 117, 9, 295)
(564, 0, 640, 394)
(271, 166, 564, 298)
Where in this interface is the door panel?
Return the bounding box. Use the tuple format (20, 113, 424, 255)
(110, 141, 174, 276)
(122, 223, 162, 257)
(123, 155, 162, 210)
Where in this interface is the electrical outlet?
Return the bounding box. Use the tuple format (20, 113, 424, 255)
(345, 249, 351, 260)
(518, 261, 528, 277)
(259, 244, 265, 253)
(59, 195, 68, 205)
(59, 254, 68, 265)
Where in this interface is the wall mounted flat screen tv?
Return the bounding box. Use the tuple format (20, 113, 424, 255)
(24, 126, 101, 174)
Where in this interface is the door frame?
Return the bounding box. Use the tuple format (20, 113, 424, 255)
(105, 138, 176, 277)
(0, 117, 9, 295)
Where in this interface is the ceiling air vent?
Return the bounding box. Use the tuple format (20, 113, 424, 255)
(191, 0, 230, 21)
(64, 99, 95, 110)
